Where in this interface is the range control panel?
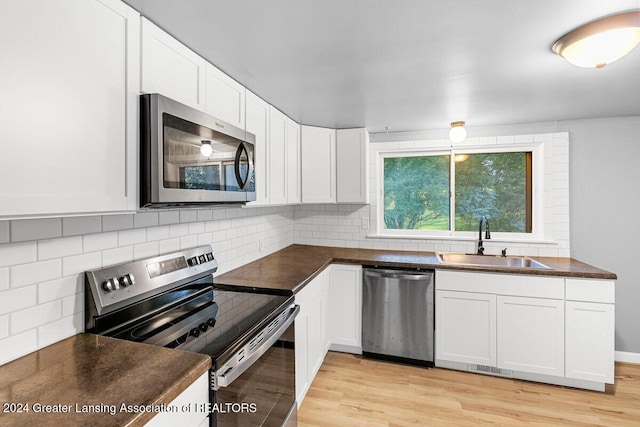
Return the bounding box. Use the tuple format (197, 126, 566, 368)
(85, 245, 218, 315)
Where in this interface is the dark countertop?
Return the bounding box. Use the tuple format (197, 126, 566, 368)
(0, 334, 211, 427)
(213, 244, 617, 294)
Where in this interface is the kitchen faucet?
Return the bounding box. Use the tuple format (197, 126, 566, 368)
(477, 216, 491, 255)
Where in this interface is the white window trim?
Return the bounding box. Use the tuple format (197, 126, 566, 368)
(375, 141, 546, 241)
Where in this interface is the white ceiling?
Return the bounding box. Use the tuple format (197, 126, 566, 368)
(123, 0, 640, 133)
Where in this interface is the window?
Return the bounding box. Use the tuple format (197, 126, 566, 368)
(381, 147, 536, 237)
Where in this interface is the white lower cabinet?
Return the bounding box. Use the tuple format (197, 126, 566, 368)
(144, 372, 209, 427)
(294, 267, 330, 405)
(329, 264, 362, 353)
(435, 290, 496, 366)
(565, 279, 615, 384)
(435, 270, 614, 391)
(496, 295, 564, 376)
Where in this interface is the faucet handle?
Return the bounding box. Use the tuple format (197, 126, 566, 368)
(501, 248, 507, 257)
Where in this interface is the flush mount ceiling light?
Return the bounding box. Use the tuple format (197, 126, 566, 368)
(449, 121, 467, 143)
(552, 10, 640, 68)
(200, 140, 213, 157)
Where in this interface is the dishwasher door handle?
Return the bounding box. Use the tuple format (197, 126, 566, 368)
(364, 269, 433, 281)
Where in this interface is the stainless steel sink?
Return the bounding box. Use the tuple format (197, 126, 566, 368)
(436, 252, 549, 269)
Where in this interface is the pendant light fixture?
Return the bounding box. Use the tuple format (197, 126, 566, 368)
(552, 11, 640, 68)
(449, 121, 467, 143)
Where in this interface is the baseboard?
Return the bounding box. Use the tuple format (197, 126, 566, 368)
(615, 351, 640, 364)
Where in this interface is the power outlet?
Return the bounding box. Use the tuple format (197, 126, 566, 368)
(361, 218, 370, 229)
(259, 239, 265, 252)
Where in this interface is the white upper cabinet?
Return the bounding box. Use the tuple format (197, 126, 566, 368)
(286, 118, 301, 204)
(268, 106, 288, 205)
(337, 128, 370, 203)
(301, 126, 337, 203)
(205, 63, 245, 129)
(141, 17, 206, 110)
(0, 0, 139, 218)
(245, 90, 270, 206)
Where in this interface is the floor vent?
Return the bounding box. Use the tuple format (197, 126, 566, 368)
(469, 364, 512, 376)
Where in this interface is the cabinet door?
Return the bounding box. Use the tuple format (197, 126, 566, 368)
(329, 265, 362, 353)
(286, 118, 301, 204)
(301, 126, 336, 203)
(141, 17, 206, 110)
(497, 296, 564, 376)
(294, 306, 310, 405)
(245, 90, 270, 206)
(336, 128, 370, 203)
(268, 106, 287, 205)
(145, 372, 208, 427)
(0, 0, 139, 218)
(205, 63, 245, 129)
(435, 291, 496, 366)
(294, 268, 330, 405)
(565, 301, 614, 383)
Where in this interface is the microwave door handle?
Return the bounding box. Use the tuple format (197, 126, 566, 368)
(213, 304, 299, 390)
(234, 142, 252, 190)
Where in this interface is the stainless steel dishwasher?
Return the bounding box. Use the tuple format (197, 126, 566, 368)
(362, 268, 435, 365)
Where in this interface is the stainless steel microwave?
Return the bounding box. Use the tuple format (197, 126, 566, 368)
(140, 94, 256, 207)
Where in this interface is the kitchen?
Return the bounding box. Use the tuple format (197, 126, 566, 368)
(1, 0, 639, 426)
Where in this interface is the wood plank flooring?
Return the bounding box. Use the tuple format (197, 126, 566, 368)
(298, 351, 640, 426)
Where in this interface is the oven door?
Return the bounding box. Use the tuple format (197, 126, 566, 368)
(211, 304, 299, 427)
(141, 93, 256, 206)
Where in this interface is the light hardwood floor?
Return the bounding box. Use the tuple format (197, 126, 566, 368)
(298, 351, 640, 426)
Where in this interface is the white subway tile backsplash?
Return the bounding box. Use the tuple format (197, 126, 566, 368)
(38, 314, 81, 348)
(134, 241, 159, 260)
(158, 238, 181, 254)
(102, 214, 134, 232)
(39, 276, 80, 304)
(38, 236, 83, 261)
(0, 222, 9, 244)
(11, 300, 61, 334)
(62, 252, 102, 276)
(169, 223, 189, 238)
(62, 292, 84, 317)
(0, 315, 8, 339)
(180, 210, 198, 223)
(0, 330, 37, 365)
(118, 228, 147, 246)
(0, 268, 8, 291)
(197, 210, 213, 222)
(180, 235, 199, 249)
(146, 225, 171, 241)
(11, 218, 62, 242)
(62, 216, 102, 236)
(102, 246, 133, 266)
(159, 210, 180, 225)
(133, 212, 159, 228)
(0, 286, 37, 315)
(83, 231, 118, 252)
(10, 259, 61, 288)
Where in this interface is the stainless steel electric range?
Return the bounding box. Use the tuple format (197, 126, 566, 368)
(85, 246, 299, 427)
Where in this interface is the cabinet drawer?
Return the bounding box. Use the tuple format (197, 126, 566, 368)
(436, 270, 564, 299)
(565, 279, 615, 303)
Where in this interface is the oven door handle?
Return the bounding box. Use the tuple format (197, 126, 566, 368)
(213, 304, 300, 390)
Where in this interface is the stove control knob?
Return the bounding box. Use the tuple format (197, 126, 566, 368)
(120, 273, 135, 288)
(102, 277, 120, 293)
(190, 328, 201, 338)
(206, 318, 216, 327)
(198, 323, 208, 333)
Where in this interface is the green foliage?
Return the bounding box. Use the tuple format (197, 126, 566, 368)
(383, 152, 529, 233)
(384, 156, 450, 230)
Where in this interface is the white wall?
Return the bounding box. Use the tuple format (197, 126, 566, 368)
(568, 116, 640, 354)
(0, 205, 294, 365)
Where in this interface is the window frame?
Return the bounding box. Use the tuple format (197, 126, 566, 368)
(376, 142, 545, 241)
